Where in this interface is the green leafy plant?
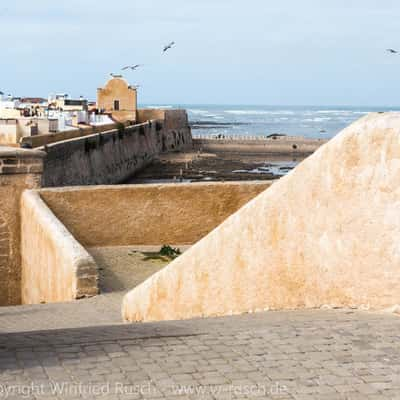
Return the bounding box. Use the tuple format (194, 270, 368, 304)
(142, 245, 182, 262)
(159, 245, 181, 258)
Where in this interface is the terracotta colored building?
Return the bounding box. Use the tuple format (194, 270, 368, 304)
(97, 76, 137, 122)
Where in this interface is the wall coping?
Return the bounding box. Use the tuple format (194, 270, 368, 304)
(37, 180, 271, 194)
(37, 120, 157, 151)
(0, 146, 46, 159)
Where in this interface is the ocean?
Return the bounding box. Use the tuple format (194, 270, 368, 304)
(143, 104, 400, 139)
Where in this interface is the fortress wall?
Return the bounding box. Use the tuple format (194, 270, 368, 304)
(0, 147, 45, 306)
(39, 182, 270, 247)
(137, 109, 193, 152)
(137, 109, 166, 123)
(123, 112, 400, 322)
(41, 114, 192, 187)
(193, 137, 326, 155)
(20, 191, 98, 305)
(41, 122, 158, 187)
(20, 122, 120, 148)
(165, 110, 189, 129)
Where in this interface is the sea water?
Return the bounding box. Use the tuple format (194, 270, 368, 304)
(143, 104, 400, 139)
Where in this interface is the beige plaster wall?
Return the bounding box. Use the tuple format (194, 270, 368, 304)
(20, 191, 98, 305)
(0, 122, 18, 145)
(97, 77, 137, 122)
(16, 119, 37, 140)
(123, 112, 400, 322)
(39, 182, 270, 247)
(0, 118, 46, 145)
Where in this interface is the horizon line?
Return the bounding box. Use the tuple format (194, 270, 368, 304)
(138, 103, 400, 109)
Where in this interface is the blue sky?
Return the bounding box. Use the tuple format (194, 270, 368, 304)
(1, 0, 400, 106)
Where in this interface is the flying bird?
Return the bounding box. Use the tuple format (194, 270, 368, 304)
(387, 48, 398, 54)
(122, 64, 142, 71)
(110, 73, 122, 78)
(163, 41, 175, 53)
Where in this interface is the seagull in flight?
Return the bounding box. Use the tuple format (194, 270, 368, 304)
(122, 64, 142, 71)
(387, 48, 399, 54)
(163, 41, 175, 53)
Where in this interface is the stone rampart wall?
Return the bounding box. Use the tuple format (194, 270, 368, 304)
(0, 147, 45, 306)
(20, 122, 120, 148)
(42, 116, 192, 187)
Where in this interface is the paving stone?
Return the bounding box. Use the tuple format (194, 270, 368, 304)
(2, 308, 400, 399)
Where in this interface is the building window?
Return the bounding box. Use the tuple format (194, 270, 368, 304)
(114, 100, 120, 111)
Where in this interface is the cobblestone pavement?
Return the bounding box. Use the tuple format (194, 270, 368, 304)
(1, 308, 400, 399)
(0, 246, 180, 334)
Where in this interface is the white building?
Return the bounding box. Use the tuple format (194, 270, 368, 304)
(0, 91, 117, 144)
(0, 95, 20, 111)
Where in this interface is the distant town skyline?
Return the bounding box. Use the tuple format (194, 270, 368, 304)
(1, 0, 400, 106)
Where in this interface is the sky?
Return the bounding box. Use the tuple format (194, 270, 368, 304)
(1, 0, 400, 106)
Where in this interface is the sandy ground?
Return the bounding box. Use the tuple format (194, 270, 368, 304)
(88, 245, 190, 294)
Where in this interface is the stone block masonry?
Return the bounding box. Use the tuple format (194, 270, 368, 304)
(42, 110, 192, 187)
(0, 218, 11, 305)
(0, 155, 43, 175)
(0, 147, 45, 306)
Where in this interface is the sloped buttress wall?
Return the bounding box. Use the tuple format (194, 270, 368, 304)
(123, 112, 400, 322)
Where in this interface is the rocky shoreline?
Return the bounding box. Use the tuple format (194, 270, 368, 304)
(127, 136, 328, 183)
